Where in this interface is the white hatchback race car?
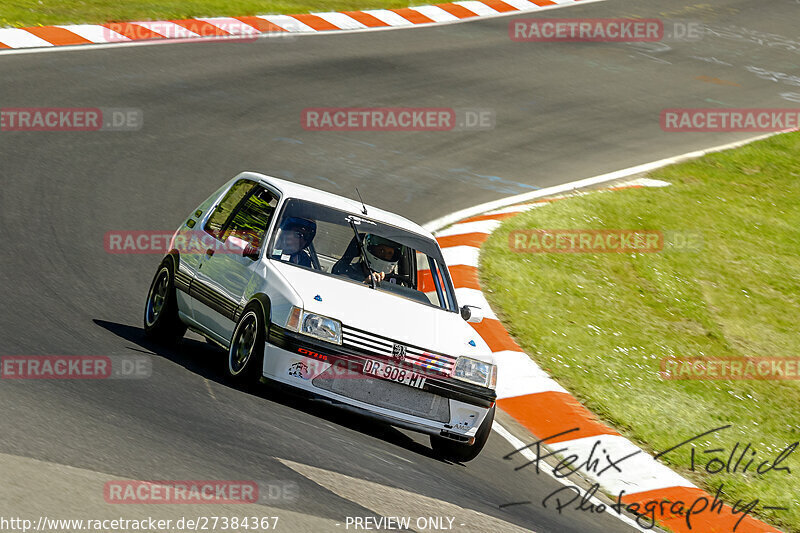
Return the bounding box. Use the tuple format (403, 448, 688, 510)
(143, 172, 497, 461)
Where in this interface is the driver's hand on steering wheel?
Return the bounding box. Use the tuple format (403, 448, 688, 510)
(365, 271, 385, 284)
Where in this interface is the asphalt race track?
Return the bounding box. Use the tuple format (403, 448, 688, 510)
(1, 0, 799, 531)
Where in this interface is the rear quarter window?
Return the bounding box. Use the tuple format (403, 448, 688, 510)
(204, 180, 254, 240)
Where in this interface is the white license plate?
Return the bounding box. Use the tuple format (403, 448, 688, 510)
(362, 360, 426, 389)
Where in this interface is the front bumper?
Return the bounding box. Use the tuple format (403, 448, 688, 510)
(265, 324, 496, 441)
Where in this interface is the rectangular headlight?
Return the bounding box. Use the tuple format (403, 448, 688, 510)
(290, 310, 342, 345)
(452, 357, 496, 389)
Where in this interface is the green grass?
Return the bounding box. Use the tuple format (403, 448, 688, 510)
(0, 0, 422, 28)
(480, 131, 800, 532)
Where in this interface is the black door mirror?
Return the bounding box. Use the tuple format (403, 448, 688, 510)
(460, 305, 484, 323)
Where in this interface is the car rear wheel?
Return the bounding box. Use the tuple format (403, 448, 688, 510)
(228, 304, 265, 382)
(143, 257, 186, 342)
(430, 405, 495, 463)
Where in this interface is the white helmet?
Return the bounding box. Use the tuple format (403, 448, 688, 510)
(364, 234, 401, 274)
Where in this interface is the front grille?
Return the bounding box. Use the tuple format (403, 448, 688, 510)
(312, 368, 450, 423)
(341, 325, 457, 377)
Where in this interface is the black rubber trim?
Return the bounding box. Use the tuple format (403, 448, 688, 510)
(174, 265, 192, 293)
(189, 278, 238, 320)
(268, 323, 496, 407)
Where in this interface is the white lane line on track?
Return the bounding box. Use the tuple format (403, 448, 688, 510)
(424, 132, 785, 232)
(0, 0, 609, 56)
(492, 422, 652, 533)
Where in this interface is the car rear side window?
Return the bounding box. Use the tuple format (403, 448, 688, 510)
(223, 187, 278, 249)
(204, 180, 254, 240)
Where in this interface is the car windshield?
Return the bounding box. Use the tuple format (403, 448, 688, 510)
(268, 198, 457, 312)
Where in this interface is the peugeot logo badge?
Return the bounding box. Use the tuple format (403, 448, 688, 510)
(392, 343, 407, 362)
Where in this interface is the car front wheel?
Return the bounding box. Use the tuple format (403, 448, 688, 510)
(431, 405, 495, 463)
(228, 304, 266, 382)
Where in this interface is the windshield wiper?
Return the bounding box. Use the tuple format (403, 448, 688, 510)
(348, 218, 377, 289)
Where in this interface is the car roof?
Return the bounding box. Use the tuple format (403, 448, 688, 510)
(238, 172, 435, 240)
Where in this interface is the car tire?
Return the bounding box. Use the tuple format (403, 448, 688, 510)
(143, 257, 187, 342)
(227, 304, 266, 382)
(430, 405, 495, 463)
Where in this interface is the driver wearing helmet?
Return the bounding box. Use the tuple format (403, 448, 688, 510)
(276, 217, 316, 268)
(363, 234, 401, 284)
(337, 234, 403, 284)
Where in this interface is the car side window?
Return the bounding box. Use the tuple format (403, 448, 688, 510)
(416, 252, 446, 308)
(204, 180, 254, 240)
(224, 187, 278, 249)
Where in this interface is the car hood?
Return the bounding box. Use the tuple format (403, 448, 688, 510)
(271, 261, 492, 362)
